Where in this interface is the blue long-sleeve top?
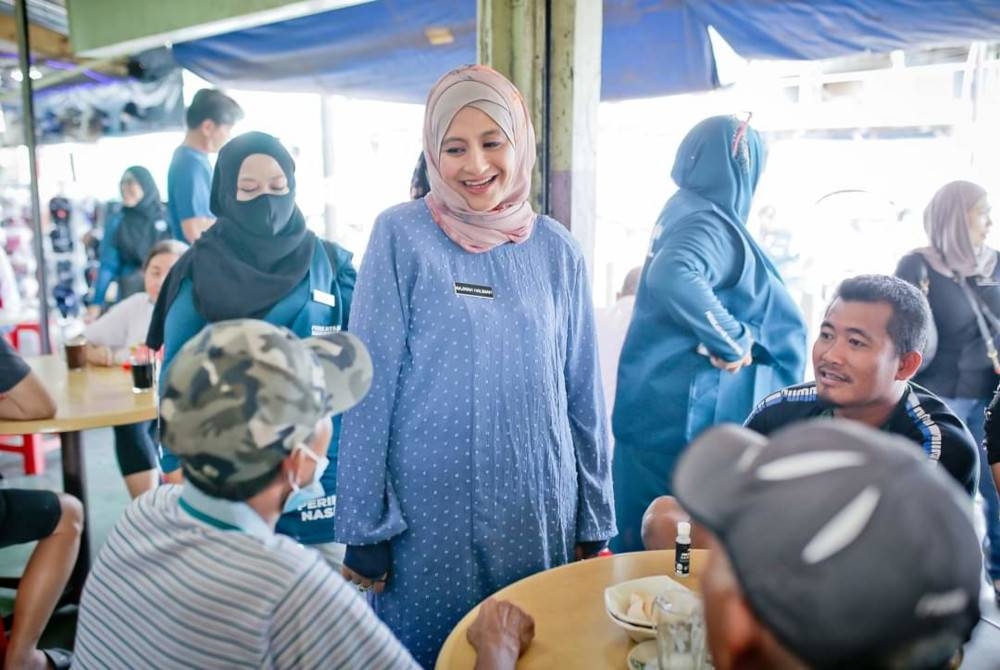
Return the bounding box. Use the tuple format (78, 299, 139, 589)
(335, 200, 615, 666)
(92, 212, 133, 307)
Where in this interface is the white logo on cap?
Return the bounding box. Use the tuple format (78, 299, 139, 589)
(756, 451, 868, 480)
(801, 485, 881, 564)
(915, 589, 968, 617)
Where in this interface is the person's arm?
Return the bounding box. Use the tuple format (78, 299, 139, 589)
(641, 496, 712, 551)
(0, 340, 55, 420)
(467, 599, 535, 670)
(563, 255, 615, 557)
(180, 217, 213, 243)
(894, 253, 938, 368)
(84, 295, 135, 363)
(334, 244, 357, 329)
(937, 419, 980, 497)
(989, 387, 1000, 498)
(157, 281, 207, 475)
(894, 252, 927, 288)
(273, 554, 421, 669)
(743, 392, 778, 435)
(91, 213, 122, 308)
(336, 215, 410, 584)
(646, 216, 751, 364)
(173, 162, 214, 243)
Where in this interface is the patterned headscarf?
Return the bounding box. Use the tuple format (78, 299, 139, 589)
(919, 180, 995, 278)
(422, 65, 537, 253)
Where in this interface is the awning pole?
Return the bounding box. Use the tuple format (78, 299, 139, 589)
(14, 0, 51, 353)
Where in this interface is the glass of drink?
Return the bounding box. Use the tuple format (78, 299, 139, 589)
(130, 346, 155, 394)
(65, 337, 87, 371)
(654, 593, 712, 669)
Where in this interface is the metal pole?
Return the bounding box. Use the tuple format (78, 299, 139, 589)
(14, 0, 51, 353)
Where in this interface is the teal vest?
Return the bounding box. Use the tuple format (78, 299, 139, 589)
(270, 243, 343, 544)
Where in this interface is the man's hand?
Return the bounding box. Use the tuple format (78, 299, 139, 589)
(181, 216, 214, 243)
(467, 599, 534, 670)
(340, 565, 388, 594)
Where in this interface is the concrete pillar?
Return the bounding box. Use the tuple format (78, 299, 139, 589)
(548, 0, 601, 277)
(478, 0, 601, 276)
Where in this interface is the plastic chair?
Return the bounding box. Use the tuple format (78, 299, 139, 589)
(0, 322, 59, 474)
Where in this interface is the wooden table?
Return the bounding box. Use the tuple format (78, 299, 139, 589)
(0, 356, 157, 599)
(436, 550, 706, 669)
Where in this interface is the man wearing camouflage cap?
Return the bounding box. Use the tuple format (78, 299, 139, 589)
(73, 320, 534, 669)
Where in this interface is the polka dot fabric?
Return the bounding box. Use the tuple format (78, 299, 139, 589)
(337, 199, 616, 667)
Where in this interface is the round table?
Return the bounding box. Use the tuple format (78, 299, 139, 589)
(436, 550, 706, 669)
(0, 356, 157, 599)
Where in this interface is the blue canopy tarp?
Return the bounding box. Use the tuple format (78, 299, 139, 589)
(172, 0, 1000, 102)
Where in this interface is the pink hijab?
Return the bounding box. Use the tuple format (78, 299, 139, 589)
(423, 65, 537, 253)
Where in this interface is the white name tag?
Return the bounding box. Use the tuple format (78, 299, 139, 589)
(312, 289, 336, 308)
(311, 324, 341, 336)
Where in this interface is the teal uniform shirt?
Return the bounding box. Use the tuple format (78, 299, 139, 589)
(158, 240, 355, 544)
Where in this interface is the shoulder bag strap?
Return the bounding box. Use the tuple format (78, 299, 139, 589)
(955, 274, 1000, 373)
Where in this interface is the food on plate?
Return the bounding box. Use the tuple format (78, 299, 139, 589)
(626, 592, 656, 624)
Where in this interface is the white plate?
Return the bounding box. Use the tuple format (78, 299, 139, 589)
(627, 640, 658, 670)
(605, 575, 696, 627)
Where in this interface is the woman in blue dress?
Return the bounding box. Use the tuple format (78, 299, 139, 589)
(147, 131, 356, 554)
(336, 65, 615, 667)
(611, 116, 807, 552)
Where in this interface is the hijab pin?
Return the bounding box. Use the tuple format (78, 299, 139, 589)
(731, 112, 753, 159)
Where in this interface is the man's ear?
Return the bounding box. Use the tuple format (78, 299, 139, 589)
(720, 595, 766, 669)
(199, 119, 216, 137)
(282, 448, 307, 483)
(896, 350, 922, 381)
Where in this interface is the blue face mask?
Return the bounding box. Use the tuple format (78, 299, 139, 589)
(282, 446, 329, 515)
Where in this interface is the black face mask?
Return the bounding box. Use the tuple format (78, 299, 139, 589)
(232, 192, 297, 235)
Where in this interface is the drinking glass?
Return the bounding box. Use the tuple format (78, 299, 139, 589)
(654, 593, 712, 669)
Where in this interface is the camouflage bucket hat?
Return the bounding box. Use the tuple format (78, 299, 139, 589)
(160, 319, 373, 497)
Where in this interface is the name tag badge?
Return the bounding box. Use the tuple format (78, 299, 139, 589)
(312, 289, 336, 308)
(311, 324, 341, 336)
(454, 282, 494, 299)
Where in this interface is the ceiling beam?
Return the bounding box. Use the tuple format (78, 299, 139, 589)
(0, 13, 71, 59)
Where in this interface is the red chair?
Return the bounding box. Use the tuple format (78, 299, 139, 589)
(0, 321, 59, 475)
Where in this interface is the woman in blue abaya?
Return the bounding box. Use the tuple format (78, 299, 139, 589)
(611, 115, 807, 552)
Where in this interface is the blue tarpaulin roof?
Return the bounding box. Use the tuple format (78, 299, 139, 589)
(172, 0, 1000, 102)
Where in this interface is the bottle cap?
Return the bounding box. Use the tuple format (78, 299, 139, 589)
(677, 521, 691, 538)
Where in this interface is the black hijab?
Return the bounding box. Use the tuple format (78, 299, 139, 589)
(148, 132, 316, 348)
(115, 166, 168, 267)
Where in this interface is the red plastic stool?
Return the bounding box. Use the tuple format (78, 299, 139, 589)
(0, 320, 59, 475)
(0, 434, 57, 475)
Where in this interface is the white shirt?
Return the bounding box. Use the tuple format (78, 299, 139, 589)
(0, 250, 21, 318)
(74, 485, 419, 670)
(84, 292, 154, 363)
(594, 295, 635, 425)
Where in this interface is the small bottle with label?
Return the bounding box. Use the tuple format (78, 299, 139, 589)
(674, 521, 691, 577)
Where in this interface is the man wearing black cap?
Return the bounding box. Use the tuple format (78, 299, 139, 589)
(677, 421, 980, 670)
